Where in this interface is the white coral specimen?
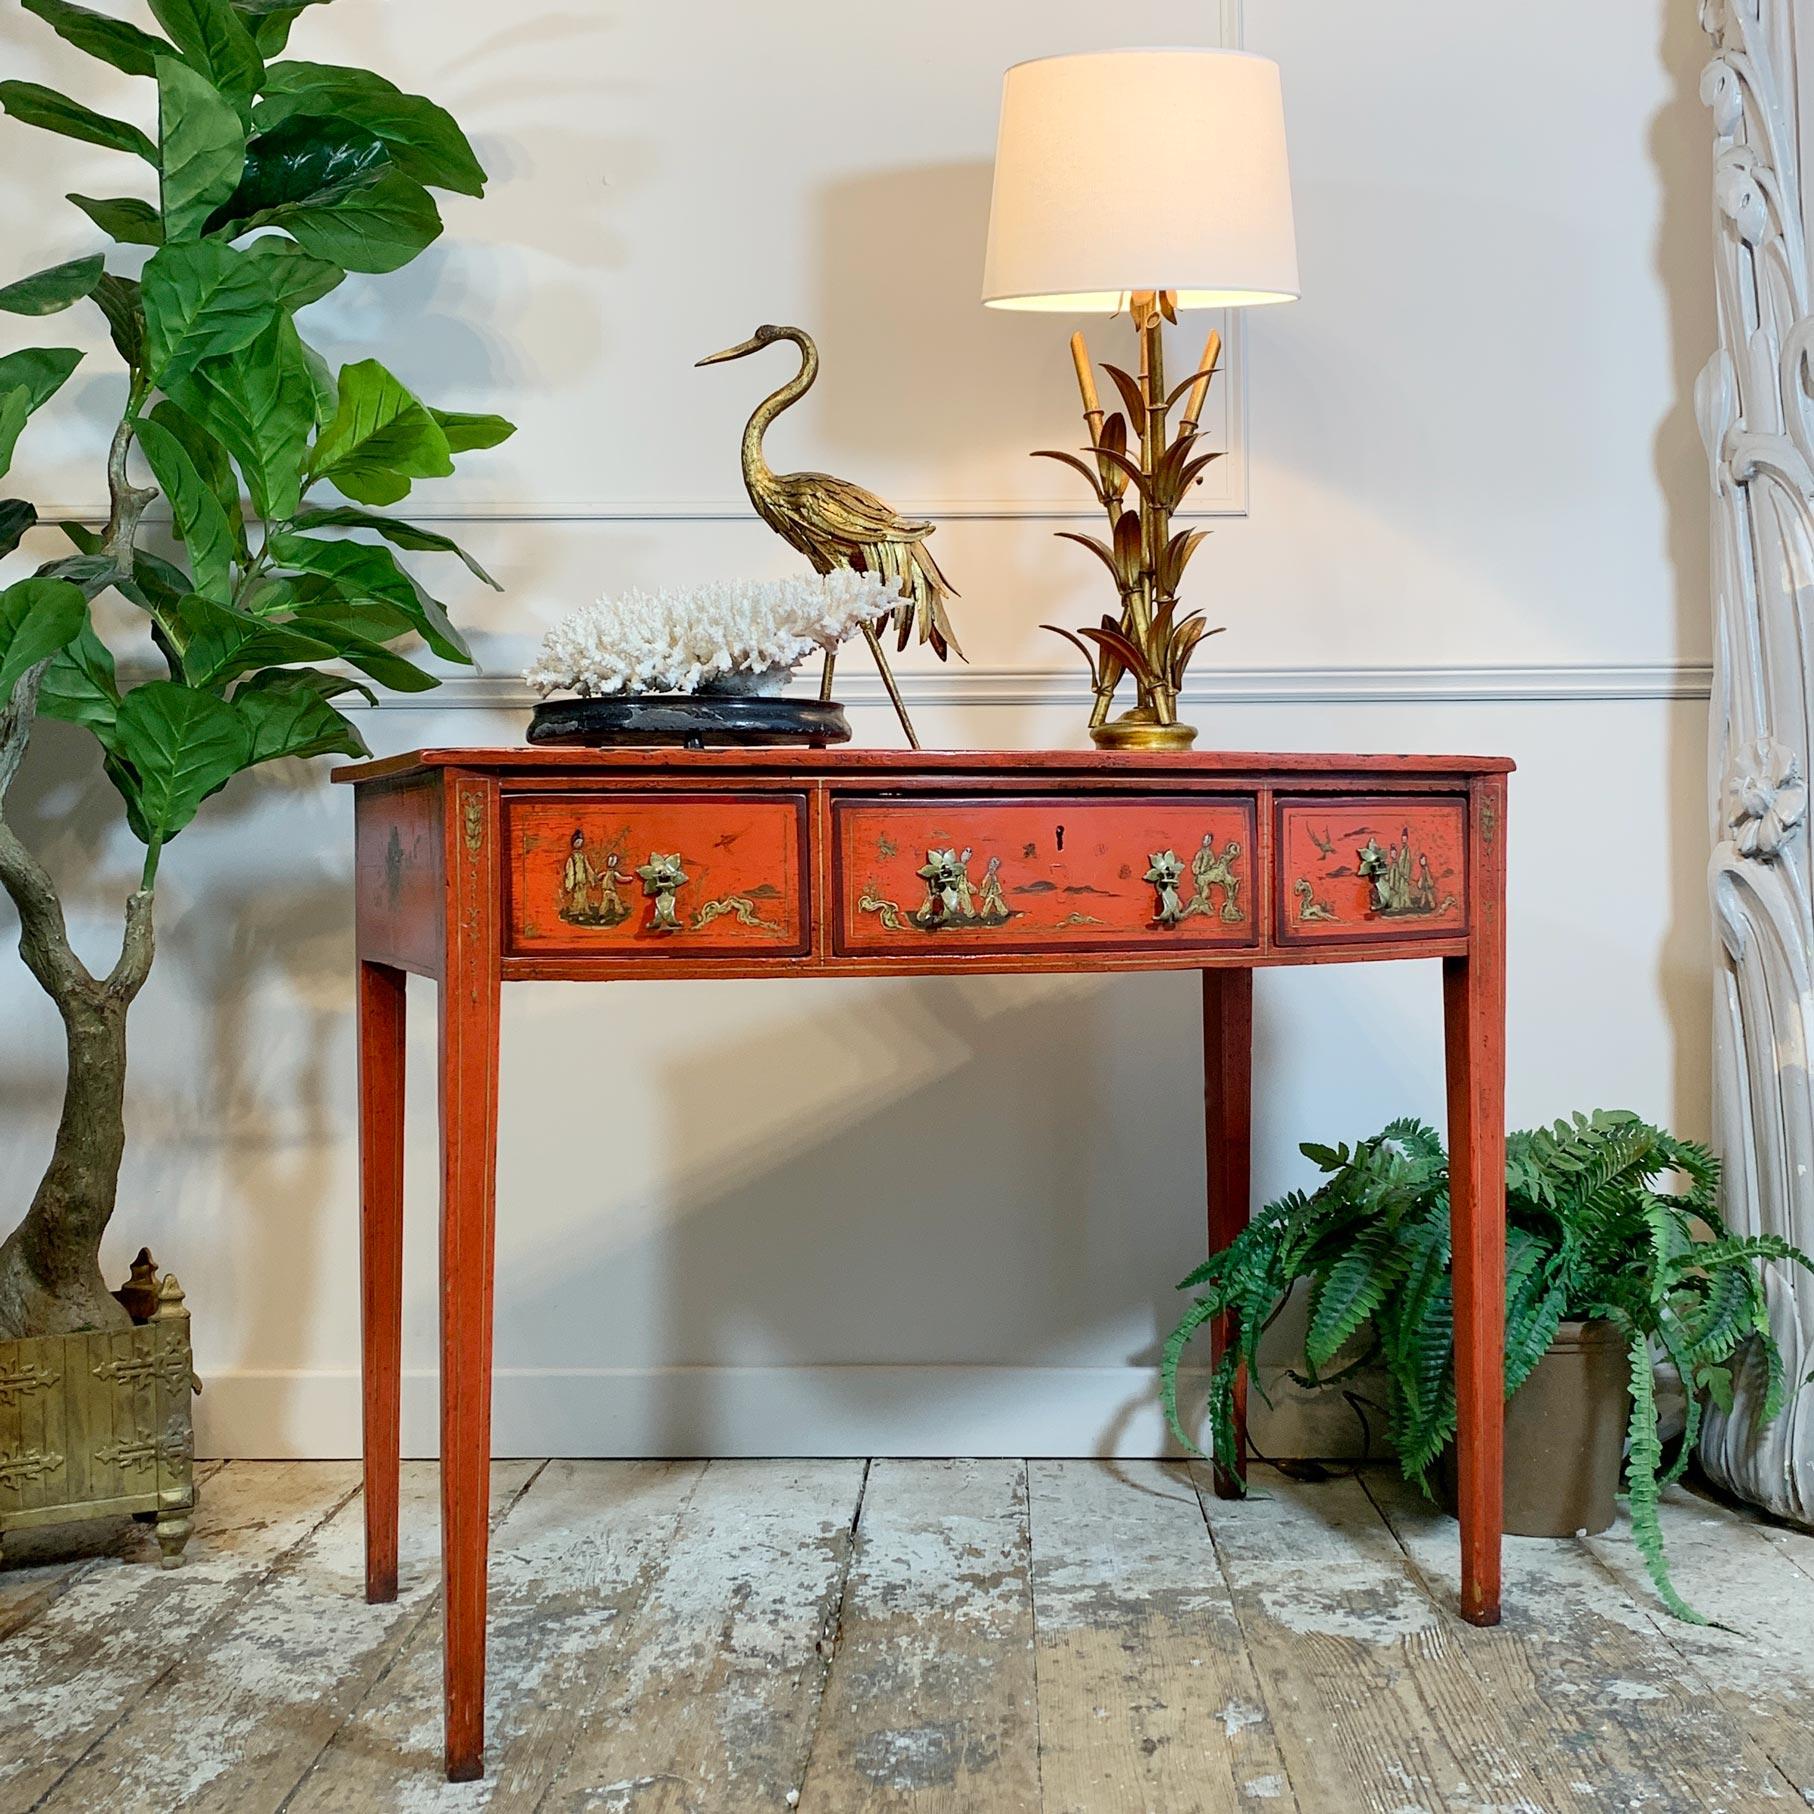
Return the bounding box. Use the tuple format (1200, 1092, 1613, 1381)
(524, 570, 903, 698)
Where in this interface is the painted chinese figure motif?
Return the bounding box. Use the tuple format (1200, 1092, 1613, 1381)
(559, 831, 631, 928)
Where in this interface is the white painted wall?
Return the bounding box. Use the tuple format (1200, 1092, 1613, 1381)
(0, 1, 1714, 1457)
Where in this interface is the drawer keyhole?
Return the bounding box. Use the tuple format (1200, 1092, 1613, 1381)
(1055, 824, 1065, 852)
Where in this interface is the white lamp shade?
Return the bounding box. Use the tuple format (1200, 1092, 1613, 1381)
(982, 48, 1299, 312)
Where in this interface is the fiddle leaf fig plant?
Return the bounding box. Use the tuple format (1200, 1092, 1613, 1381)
(0, 0, 514, 1339)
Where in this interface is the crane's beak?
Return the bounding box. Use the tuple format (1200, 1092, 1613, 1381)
(695, 336, 765, 367)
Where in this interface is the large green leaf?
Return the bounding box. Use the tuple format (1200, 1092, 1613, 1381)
(432, 407, 515, 454)
(0, 346, 84, 413)
(205, 115, 386, 235)
(148, 396, 246, 558)
(229, 0, 326, 58)
(135, 416, 236, 603)
(0, 81, 156, 161)
(38, 615, 119, 735)
(278, 167, 441, 275)
(267, 530, 471, 661)
(91, 272, 146, 370)
(0, 500, 36, 560)
(0, 575, 87, 702)
(244, 234, 343, 308)
(172, 591, 335, 684)
(141, 240, 273, 382)
(232, 665, 368, 762)
(277, 596, 438, 691)
(257, 61, 485, 196)
(306, 359, 452, 506)
(149, 0, 262, 117)
(21, 0, 172, 77)
(0, 391, 32, 484)
(67, 193, 164, 246)
(157, 57, 246, 242)
(292, 504, 499, 588)
(165, 309, 312, 518)
(109, 679, 251, 844)
(0, 254, 105, 316)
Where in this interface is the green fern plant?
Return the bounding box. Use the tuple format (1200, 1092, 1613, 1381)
(1161, 1110, 1814, 1621)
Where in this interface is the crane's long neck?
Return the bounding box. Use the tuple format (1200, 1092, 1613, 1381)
(740, 331, 818, 501)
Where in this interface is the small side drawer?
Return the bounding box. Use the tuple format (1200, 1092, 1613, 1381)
(833, 794, 1258, 954)
(1274, 796, 1468, 944)
(505, 793, 810, 956)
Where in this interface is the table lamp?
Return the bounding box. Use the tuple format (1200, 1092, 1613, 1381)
(982, 48, 1299, 748)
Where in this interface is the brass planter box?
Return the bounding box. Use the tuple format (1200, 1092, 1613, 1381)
(0, 1252, 196, 1567)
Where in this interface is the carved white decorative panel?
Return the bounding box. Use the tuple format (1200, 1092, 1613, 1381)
(1696, 0, 1814, 1524)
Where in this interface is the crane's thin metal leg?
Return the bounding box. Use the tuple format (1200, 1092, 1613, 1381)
(819, 648, 837, 702)
(861, 621, 920, 750)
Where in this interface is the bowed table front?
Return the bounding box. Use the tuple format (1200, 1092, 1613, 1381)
(334, 746, 1512, 1782)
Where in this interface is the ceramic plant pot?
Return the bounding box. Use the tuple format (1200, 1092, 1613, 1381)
(1440, 1318, 1630, 1537)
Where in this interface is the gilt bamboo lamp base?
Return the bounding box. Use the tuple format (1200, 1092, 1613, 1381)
(1090, 707, 1199, 751)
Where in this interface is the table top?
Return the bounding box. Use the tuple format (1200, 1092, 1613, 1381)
(333, 746, 1517, 786)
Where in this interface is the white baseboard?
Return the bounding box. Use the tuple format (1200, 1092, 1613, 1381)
(193, 1363, 1376, 1461)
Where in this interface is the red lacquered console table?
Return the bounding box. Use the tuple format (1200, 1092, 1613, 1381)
(334, 746, 1512, 1781)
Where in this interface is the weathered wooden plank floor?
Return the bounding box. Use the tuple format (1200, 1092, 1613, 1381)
(0, 1459, 1809, 1813)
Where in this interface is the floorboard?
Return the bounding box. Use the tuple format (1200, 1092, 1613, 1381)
(797, 1458, 1039, 1814)
(0, 1458, 1810, 1812)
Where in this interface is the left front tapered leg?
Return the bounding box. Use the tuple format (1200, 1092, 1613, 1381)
(439, 776, 502, 1782)
(1202, 966, 1254, 1496)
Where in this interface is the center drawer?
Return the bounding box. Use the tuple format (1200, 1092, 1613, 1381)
(832, 794, 1259, 954)
(505, 793, 810, 956)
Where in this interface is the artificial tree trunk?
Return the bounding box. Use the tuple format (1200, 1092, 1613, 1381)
(0, 694, 155, 1339)
(0, 429, 157, 1341)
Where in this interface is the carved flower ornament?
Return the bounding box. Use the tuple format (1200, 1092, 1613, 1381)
(1726, 738, 1807, 860)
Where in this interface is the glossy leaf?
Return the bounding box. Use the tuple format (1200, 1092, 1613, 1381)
(135, 416, 237, 603)
(206, 115, 386, 234)
(278, 596, 438, 690)
(0, 391, 33, 484)
(1029, 448, 1105, 504)
(0, 499, 36, 560)
(67, 193, 164, 245)
(148, 396, 247, 558)
(0, 254, 105, 316)
(109, 679, 251, 843)
(230, 0, 329, 58)
(21, 0, 171, 77)
(257, 60, 485, 195)
(165, 310, 312, 519)
(244, 234, 343, 307)
(306, 359, 452, 506)
(173, 591, 333, 684)
(232, 666, 368, 762)
(0, 81, 156, 162)
(157, 57, 246, 242)
(142, 241, 272, 382)
(0, 345, 84, 414)
(292, 504, 499, 588)
(279, 167, 441, 275)
(149, 0, 263, 117)
(266, 530, 469, 661)
(38, 614, 119, 734)
(91, 272, 146, 371)
(0, 576, 87, 701)
(432, 407, 514, 454)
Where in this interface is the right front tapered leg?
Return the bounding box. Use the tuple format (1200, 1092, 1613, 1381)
(359, 959, 408, 1604)
(1202, 966, 1255, 1497)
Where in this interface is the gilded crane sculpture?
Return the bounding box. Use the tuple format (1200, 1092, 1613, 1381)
(697, 324, 961, 748)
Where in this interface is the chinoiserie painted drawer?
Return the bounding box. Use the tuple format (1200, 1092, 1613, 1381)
(1274, 796, 1468, 944)
(505, 793, 810, 956)
(832, 795, 1258, 954)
